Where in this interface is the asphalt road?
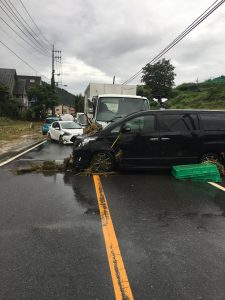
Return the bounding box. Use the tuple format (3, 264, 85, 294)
(1, 141, 225, 299)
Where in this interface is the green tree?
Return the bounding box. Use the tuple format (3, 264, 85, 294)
(137, 84, 151, 98)
(27, 83, 59, 119)
(0, 84, 20, 118)
(74, 94, 84, 112)
(141, 58, 176, 104)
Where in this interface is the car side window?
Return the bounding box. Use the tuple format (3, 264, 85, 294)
(159, 114, 198, 132)
(123, 115, 155, 133)
(52, 122, 59, 129)
(200, 113, 225, 131)
(111, 125, 121, 133)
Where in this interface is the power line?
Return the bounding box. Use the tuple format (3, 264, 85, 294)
(1, 0, 51, 52)
(0, 1, 50, 56)
(0, 39, 51, 81)
(0, 24, 33, 55)
(9, 0, 51, 51)
(1, 39, 38, 72)
(122, 0, 225, 85)
(0, 15, 50, 56)
(17, 0, 52, 47)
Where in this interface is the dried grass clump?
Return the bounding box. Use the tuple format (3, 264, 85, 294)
(115, 149, 123, 161)
(83, 123, 102, 135)
(202, 159, 225, 176)
(15, 156, 75, 175)
(63, 155, 74, 171)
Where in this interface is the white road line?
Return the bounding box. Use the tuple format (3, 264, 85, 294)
(0, 141, 46, 167)
(208, 182, 225, 192)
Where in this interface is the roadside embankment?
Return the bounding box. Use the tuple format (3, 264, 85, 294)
(0, 118, 44, 162)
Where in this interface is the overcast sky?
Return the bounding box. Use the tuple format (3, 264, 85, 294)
(0, 0, 225, 95)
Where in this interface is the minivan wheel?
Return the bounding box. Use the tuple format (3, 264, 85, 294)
(200, 153, 220, 163)
(90, 152, 114, 172)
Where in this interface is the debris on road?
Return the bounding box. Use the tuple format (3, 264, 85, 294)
(15, 155, 74, 175)
(172, 163, 222, 182)
(83, 122, 102, 135)
(202, 159, 225, 176)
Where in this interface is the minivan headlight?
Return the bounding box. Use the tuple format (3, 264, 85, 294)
(81, 137, 97, 146)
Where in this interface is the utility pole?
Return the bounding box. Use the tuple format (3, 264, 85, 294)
(51, 45, 54, 86)
(51, 45, 61, 115)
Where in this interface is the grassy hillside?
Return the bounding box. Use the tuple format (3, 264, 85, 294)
(57, 87, 75, 106)
(168, 79, 225, 109)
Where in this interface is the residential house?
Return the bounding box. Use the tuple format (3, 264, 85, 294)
(0, 68, 17, 96)
(13, 79, 28, 109)
(0, 69, 42, 111)
(17, 75, 42, 107)
(17, 75, 42, 90)
(54, 105, 76, 116)
(0, 68, 28, 110)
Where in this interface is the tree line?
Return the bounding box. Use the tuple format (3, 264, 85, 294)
(3, 58, 224, 119)
(0, 81, 85, 120)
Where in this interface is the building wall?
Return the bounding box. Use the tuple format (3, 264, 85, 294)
(55, 105, 75, 116)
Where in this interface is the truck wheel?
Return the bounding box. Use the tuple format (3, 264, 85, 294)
(200, 153, 220, 163)
(90, 152, 114, 172)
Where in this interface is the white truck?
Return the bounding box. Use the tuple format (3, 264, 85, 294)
(84, 83, 150, 128)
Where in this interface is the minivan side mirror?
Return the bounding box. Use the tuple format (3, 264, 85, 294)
(121, 126, 131, 133)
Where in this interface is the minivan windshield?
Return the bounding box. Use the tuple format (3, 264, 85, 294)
(77, 114, 86, 125)
(96, 97, 149, 122)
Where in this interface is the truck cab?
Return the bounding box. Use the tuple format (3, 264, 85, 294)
(90, 94, 150, 128)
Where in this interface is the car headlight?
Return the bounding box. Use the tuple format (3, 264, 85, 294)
(63, 131, 71, 136)
(81, 137, 97, 146)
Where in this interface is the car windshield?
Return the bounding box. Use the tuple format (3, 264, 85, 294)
(61, 122, 81, 129)
(96, 97, 149, 122)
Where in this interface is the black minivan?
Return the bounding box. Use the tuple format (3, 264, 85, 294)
(73, 110, 225, 171)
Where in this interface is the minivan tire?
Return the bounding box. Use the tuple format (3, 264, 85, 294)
(90, 152, 114, 172)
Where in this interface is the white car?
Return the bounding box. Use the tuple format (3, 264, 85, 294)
(48, 121, 83, 144)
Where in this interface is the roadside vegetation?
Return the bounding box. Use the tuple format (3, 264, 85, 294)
(136, 59, 225, 110)
(0, 117, 42, 141)
(168, 79, 225, 109)
(138, 75, 225, 110)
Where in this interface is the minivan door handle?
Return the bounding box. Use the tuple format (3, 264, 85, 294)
(161, 137, 170, 141)
(149, 137, 159, 141)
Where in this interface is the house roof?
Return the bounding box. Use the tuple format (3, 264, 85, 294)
(0, 68, 16, 90)
(17, 75, 41, 90)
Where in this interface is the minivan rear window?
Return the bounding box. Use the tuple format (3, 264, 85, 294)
(159, 113, 198, 132)
(200, 113, 225, 131)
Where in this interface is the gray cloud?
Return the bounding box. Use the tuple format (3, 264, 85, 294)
(0, 0, 225, 94)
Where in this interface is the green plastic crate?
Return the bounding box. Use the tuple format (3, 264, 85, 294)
(172, 163, 221, 182)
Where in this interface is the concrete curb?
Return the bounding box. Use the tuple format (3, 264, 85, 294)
(0, 139, 46, 163)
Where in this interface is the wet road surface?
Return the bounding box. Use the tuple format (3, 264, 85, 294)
(1, 142, 225, 299)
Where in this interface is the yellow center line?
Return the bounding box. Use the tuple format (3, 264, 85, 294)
(208, 182, 225, 192)
(93, 175, 134, 300)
